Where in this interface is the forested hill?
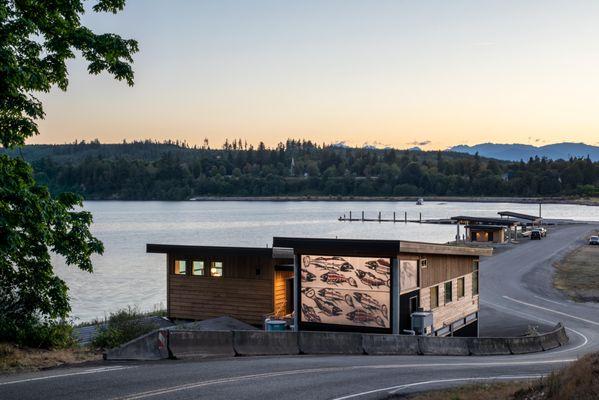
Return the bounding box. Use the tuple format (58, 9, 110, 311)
(3, 139, 599, 200)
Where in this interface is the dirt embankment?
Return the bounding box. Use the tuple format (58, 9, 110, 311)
(553, 231, 599, 302)
(0, 343, 100, 374)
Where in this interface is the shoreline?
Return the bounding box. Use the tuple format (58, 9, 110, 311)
(177, 195, 599, 206)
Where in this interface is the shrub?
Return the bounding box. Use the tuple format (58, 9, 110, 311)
(0, 317, 76, 349)
(92, 307, 159, 349)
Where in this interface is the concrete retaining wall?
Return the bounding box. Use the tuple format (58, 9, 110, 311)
(468, 338, 511, 356)
(233, 331, 299, 356)
(169, 330, 235, 359)
(104, 322, 569, 360)
(298, 331, 364, 355)
(419, 336, 470, 356)
(362, 334, 420, 355)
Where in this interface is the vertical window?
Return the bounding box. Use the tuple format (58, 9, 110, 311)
(210, 261, 223, 277)
(192, 261, 204, 276)
(457, 277, 465, 299)
(174, 259, 187, 275)
(444, 281, 453, 304)
(420, 258, 427, 268)
(473, 260, 479, 296)
(430, 286, 439, 309)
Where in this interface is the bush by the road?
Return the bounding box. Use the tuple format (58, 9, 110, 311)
(92, 307, 160, 349)
(0, 317, 77, 349)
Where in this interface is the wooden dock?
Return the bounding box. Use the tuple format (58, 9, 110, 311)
(338, 211, 455, 224)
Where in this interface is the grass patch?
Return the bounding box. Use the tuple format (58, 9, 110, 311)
(554, 231, 599, 302)
(91, 306, 161, 349)
(390, 352, 599, 400)
(0, 343, 99, 374)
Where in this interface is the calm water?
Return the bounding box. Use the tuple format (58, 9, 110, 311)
(56, 201, 599, 322)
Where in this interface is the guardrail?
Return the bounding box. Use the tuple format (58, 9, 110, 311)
(104, 323, 568, 360)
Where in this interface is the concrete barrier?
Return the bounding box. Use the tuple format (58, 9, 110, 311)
(362, 334, 420, 355)
(299, 331, 364, 355)
(554, 323, 569, 346)
(233, 331, 299, 356)
(507, 335, 544, 354)
(169, 330, 235, 359)
(468, 338, 511, 356)
(105, 329, 169, 361)
(418, 336, 470, 356)
(539, 331, 560, 351)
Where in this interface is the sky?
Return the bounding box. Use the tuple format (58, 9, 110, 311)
(33, 0, 599, 150)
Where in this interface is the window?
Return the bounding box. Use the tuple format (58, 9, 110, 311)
(210, 261, 223, 277)
(174, 259, 187, 275)
(473, 260, 479, 296)
(420, 258, 427, 268)
(430, 286, 439, 309)
(192, 261, 204, 276)
(457, 277, 465, 299)
(444, 281, 453, 304)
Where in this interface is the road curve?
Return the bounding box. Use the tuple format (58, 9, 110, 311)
(2, 223, 598, 400)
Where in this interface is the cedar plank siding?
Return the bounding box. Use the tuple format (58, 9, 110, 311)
(167, 252, 280, 325)
(274, 270, 294, 317)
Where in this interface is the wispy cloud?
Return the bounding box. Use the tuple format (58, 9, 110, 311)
(407, 140, 431, 146)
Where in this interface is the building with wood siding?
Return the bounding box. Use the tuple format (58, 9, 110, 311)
(147, 238, 491, 336)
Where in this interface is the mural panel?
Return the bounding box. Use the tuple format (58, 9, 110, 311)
(300, 255, 391, 328)
(399, 260, 418, 293)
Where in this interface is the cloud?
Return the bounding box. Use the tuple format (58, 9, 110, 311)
(407, 140, 431, 146)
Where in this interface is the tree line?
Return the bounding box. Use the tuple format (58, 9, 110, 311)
(15, 139, 599, 200)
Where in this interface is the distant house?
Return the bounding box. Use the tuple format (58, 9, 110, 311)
(451, 216, 520, 243)
(148, 237, 491, 337)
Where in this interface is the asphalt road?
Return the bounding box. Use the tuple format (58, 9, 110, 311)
(2, 223, 598, 400)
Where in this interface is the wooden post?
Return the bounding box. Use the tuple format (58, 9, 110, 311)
(404, 211, 407, 223)
(361, 211, 364, 221)
(349, 211, 352, 221)
(539, 203, 542, 219)
(419, 212, 422, 223)
(393, 211, 396, 222)
(378, 211, 381, 222)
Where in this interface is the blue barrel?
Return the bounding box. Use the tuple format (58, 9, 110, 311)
(265, 320, 287, 331)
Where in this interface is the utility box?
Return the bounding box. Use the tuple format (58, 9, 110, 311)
(411, 311, 433, 336)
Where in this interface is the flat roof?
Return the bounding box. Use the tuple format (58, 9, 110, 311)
(451, 216, 518, 226)
(465, 225, 506, 230)
(146, 243, 276, 257)
(497, 211, 542, 221)
(273, 237, 492, 257)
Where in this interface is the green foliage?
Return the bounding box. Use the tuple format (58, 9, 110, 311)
(92, 307, 159, 349)
(6, 139, 599, 200)
(0, 1, 136, 348)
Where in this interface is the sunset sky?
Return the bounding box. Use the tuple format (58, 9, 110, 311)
(34, 0, 599, 150)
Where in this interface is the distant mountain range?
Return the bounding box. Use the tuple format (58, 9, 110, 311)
(449, 142, 599, 162)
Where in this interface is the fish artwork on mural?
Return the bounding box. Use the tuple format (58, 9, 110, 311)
(352, 292, 388, 319)
(320, 271, 358, 287)
(312, 296, 343, 316)
(355, 269, 389, 289)
(316, 288, 355, 307)
(301, 304, 321, 323)
(365, 259, 391, 276)
(303, 255, 354, 272)
(301, 268, 316, 282)
(346, 308, 386, 327)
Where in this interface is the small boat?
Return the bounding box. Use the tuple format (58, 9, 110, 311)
(416, 198, 424, 205)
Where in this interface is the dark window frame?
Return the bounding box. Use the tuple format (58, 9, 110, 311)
(430, 285, 439, 309)
(444, 280, 453, 304)
(457, 276, 465, 299)
(192, 260, 205, 276)
(174, 259, 187, 275)
(210, 261, 223, 277)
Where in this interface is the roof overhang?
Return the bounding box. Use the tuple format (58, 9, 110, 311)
(399, 241, 493, 257)
(146, 243, 274, 257)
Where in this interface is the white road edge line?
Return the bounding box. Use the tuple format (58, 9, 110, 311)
(503, 296, 599, 326)
(331, 375, 544, 400)
(112, 360, 574, 400)
(533, 295, 569, 306)
(0, 366, 135, 386)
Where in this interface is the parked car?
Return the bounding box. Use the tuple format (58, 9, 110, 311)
(530, 229, 542, 240)
(538, 227, 547, 237)
(589, 236, 599, 245)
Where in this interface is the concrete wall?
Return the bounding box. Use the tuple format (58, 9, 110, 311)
(105, 323, 568, 360)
